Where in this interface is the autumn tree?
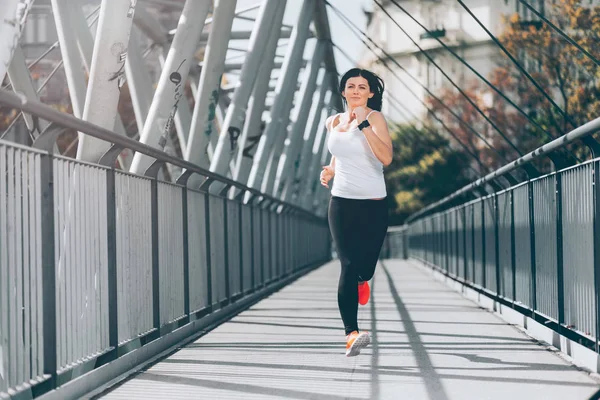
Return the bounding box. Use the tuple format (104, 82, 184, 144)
(425, 0, 600, 173)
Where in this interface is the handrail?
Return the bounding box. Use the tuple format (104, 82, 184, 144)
(0, 89, 322, 220)
(406, 114, 600, 223)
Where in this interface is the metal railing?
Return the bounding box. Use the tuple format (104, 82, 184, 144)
(0, 90, 331, 398)
(404, 115, 600, 354)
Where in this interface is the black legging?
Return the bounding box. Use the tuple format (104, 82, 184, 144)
(328, 196, 389, 335)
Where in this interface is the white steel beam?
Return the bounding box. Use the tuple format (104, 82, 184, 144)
(270, 42, 324, 197)
(0, 0, 34, 82)
(281, 75, 331, 203)
(6, 45, 46, 137)
(51, 0, 88, 118)
(208, 0, 287, 191)
(229, 3, 285, 197)
(76, 0, 137, 163)
(246, 0, 314, 194)
(130, 0, 211, 176)
(184, 0, 238, 178)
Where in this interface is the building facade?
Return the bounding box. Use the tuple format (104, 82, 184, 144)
(359, 0, 548, 124)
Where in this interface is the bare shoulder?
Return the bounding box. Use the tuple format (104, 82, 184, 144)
(325, 113, 341, 130)
(367, 110, 387, 124)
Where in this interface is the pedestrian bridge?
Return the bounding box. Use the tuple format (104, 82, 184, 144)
(1, 0, 600, 399)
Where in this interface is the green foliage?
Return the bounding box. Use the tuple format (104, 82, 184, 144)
(384, 123, 471, 225)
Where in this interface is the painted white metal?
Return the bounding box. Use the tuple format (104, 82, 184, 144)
(230, 0, 286, 195)
(50, 0, 88, 119)
(0, 0, 34, 83)
(208, 0, 287, 191)
(301, 112, 330, 210)
(68, 2, 133, 168)
(6, 46, 46, 136)
(282, 77, 331, 203)
(184, 0, 238, 179)
(124, 29, 153, 135)
(246, 0, 314, 194)
(76, 0, 138, 163)
(158, 49, 193, 158)
(130, 0, 211, 176)
(271, 42, 324, 197)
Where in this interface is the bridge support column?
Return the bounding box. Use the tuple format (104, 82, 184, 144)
(76, 0, 137, 163)
(130, 0, 211, 176)
(184, 0, 238, 179)
(271, 41, 324, 197)
(283, 75, 331, 203)
(246, 0, 314, 196)
(230, 1, 287, 197)
(209, 0, 289, 194)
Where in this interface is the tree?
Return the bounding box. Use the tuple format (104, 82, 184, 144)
(424, 0, 600, 174)
(384, 123, 472, 225)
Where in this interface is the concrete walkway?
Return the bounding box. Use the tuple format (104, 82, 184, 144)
(98, 260, 600, 400)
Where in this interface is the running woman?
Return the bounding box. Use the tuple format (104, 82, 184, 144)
(320, 68, 392, 357)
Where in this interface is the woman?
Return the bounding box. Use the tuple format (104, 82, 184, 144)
(320, 68, 392, 357)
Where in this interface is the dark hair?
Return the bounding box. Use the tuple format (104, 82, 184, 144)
(339, 68, 385, 111)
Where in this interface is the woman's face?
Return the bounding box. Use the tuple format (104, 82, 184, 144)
(342, 76, 373, 108)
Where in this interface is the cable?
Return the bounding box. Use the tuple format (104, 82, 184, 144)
(389, 0, 558, 145)
(373, 0, 524, 157)
(517, 0, 600, 68)
(332, 42, 490, 174)
(457, 0, 582, 134)
(1, 4, 102, 91)
(325, 2, 512, 165)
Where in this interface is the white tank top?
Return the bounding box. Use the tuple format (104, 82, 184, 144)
(327, 111, 387, 199)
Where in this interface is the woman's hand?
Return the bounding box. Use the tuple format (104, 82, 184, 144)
(351, 106, 368, 124)
(320, 165, 335, 188)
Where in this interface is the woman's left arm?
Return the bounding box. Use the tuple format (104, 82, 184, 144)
(361, 112, 393, 166)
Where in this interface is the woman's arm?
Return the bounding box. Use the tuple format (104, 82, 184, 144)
(361, 112, 393, 166)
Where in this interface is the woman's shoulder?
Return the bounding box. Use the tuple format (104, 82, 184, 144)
(325, 113, 343, 131)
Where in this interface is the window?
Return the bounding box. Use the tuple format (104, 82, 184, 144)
(24, 14, 36, 43)
(37, 14, 47, 44)
(517, 0, 544, 20)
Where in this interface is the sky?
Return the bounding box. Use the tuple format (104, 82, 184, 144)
(233, 0, 371, 75)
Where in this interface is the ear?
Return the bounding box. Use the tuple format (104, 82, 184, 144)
(368, 92, 374, 98)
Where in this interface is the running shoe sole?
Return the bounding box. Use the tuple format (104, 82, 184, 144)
(346, 332, 371, 357)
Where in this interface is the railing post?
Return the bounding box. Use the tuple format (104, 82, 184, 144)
(495, 194, 501, 297)
(443, 212, 452, 273)
(510, 190, 517, 302)
(222, 195, 230, 306)
(40, 152, 57, 389)
(556, 172, 565, 328)
(145, 161, 163, 333)
(481, 200, 486, 288)
(203, 182, 213, 311)
(463, 207, 467, 280)
(105, 163, 118, 359)
(593, 160, 600, 352)
(471, 204, 475, 282)
(100, 145, 122, 357)
(181, 186, 190, 317)
(250, 198, 256, 293)
(238, 199, 244, 298)
(528, 180, 537, 315)
(176, 170, 194, 318)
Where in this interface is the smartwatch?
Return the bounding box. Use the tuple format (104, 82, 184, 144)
(358, 119, 371, 131)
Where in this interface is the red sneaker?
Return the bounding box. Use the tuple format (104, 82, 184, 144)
(358, 281, 370, 305)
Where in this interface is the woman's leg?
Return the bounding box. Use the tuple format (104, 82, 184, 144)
(328, 197, 361, 335)
(356, 199, 389, 282)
